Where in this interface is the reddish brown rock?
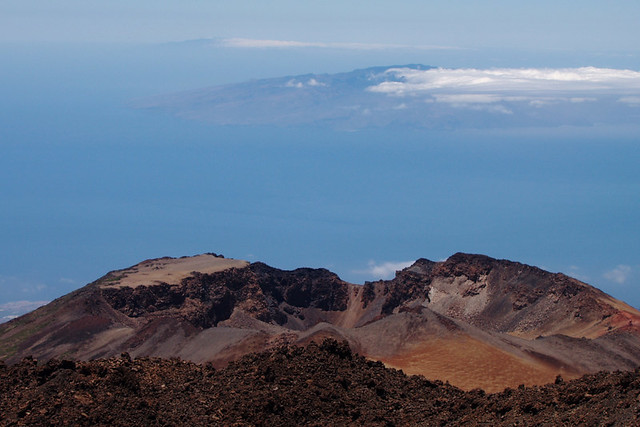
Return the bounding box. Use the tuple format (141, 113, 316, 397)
(1, 252, 640, 392)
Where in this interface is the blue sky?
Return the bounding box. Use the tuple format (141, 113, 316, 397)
(0, 2, 639, 316)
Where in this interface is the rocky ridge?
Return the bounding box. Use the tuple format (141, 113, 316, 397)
(1, 252, 640, 392)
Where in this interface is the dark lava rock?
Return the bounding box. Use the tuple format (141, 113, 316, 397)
(250, 262, 350, 312)
(100, 262, 351, 330)
(1, 339, 639, 426)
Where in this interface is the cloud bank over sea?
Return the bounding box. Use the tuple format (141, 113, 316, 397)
(0, 301, 49, 323)
(369, 67, 640, 94)
(217, 38, 459, 51)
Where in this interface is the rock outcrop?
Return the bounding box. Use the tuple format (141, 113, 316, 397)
(1, 340, 639, 426)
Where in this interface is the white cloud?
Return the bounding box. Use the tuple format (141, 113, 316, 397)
(603, 265, 632, 284)
(285, 79, 304, 88)
(223, 38, 322, 48)
(285, 78, 327, 89)
(307, 78, 326, 87)
(0, 300, 48, 311)
(472, 104, 513, 114)
(428, 93, 594, 107)
(0, 275, 48, 294)
(426, 94, 515, 114)
(368, 67, 640, 96)
(220, 38, 458, 51)
(432, 94, 511, 104)
(619, 96, 640, 105)
(570, 97, 596, 103)
(354, 260, 415, 280)
(421, 93, 599, 110)
(567, 265, 589, 282)
(0, 300, 49, 323)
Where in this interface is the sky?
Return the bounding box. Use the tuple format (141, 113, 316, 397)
(1, 1, 639, 51)
(0, 2, 639, 318)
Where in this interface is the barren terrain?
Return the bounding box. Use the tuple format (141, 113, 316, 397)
(100, 254, 248, 289)
(2, 252, 640, 392)
(1, 340, 639, 426)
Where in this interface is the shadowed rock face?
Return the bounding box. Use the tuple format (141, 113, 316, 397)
(1, 252, 640, 392)
(102, 268, 256, 327)
(250, 262, 350, 312)
(100, 262, 351, 328)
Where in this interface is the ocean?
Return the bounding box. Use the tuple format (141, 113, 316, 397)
(1, 43, 638, 307)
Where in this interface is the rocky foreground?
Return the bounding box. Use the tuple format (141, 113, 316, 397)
(1, 340, 639, 426)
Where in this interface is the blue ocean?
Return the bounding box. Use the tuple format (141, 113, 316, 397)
(1, 43, 638, 308)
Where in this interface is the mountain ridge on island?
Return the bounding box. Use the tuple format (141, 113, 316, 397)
(133, 64, 640, 130)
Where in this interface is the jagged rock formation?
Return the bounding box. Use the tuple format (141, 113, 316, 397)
(1, 252, 639, 392)
(1, 340, 639, 426)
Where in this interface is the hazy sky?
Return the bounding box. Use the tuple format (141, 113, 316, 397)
(2, 1, 640, 52)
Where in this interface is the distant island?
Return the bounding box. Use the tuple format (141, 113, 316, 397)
(134, 65, 640, 130)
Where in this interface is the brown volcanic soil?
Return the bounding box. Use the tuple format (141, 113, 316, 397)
(1, 340, 639, 426)
(381, 335, 570, 393)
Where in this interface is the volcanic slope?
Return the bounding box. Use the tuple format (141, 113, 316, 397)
(2, 340, 640, 426)
(1, 252, 639, 392)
